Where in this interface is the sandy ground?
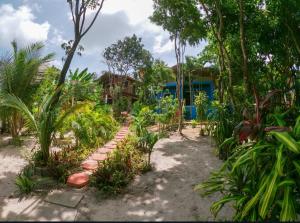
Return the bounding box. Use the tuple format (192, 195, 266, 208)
(0, 127, 233, 221)
(76, 127, 233, 221)
(0, 135, 36, 198)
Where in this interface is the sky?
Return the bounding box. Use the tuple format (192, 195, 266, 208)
(0, 0, 206, 77)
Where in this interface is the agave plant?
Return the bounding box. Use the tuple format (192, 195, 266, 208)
(0, 41, 54, 138)
(0, 88, 84, 165)
(196, 114, 300, 221)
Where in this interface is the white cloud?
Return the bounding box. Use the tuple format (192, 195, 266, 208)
(81, 11, 137, 55)
(102, 0, 154, 25)
(153, 35, 174, 54)
(49, 59, 63, 69)
(0, 4, 50, 48)
(49, 28, 67, 45)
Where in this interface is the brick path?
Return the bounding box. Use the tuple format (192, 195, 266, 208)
(67, 126, 130, 188)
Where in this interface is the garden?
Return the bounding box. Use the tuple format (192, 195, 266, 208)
(0, 0, 300, 221)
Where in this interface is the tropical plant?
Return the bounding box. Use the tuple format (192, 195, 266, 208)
(61, 103, 118, 148)
(195, 91, 209, 121)
(191, 119, 198, 128)
(196, 114, 300, 221)
(0, 88, 84, 165)
(15, 165, 36, 194)
(66, 68, 101, 105)
(137, 130, 159, 166)
(156, 95, 178, 133)
(91, 136, 145, 195)
(132, 106, 156, 136)
(207, 101, 241, 159)
(0, 41, 54, 139)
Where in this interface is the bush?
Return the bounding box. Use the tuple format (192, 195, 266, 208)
(196, 115, 300, 221)
(91, 136, 146, 195)
(60, 104, 119, 148)
(207, 101, 241, 159)
(156, 95, 178, 132)
(15, 166, 35, 195)
(194, 91, 209, 121)
(191, 119, 198, 128)
(46, 148, 81, 183)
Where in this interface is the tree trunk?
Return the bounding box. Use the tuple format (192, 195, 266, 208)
(200, 0, 234, 105)
(10, 112, 19, 139)
(237, 0, 250, 94)
(174, 36, 183, 134)
(237, 0, 261, 122)
(51, 38, 80, 108)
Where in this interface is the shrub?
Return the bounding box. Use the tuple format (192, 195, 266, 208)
(194, 91, 209, 121)
(91, 136, 146, 195)
(196, 115, 300, 221)
(46, 148, 81, 183)
(133, 106, 156, 137)
(156, 95, 178, 132)
(137, 130, 159, 165)
(15, 165, 35, 195)
(60, 104, 119, 148)
(191, 119, 198, 128)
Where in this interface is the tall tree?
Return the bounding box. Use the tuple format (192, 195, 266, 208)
(103, 34, 153, 104)
(52, 0, 105, 106)
(150, 0, 205, 133)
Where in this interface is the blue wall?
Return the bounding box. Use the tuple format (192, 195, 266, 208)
(157, 80, 214, 120)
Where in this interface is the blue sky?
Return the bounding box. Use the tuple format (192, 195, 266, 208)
(0, 0, 206, 76)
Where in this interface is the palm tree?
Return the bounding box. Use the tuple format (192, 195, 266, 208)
(0, 41, 54, 138)
(0, 89, 84, 165)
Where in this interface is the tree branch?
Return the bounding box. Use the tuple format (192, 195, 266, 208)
(81, 0, 105, 37)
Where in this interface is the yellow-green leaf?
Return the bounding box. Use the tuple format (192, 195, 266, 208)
(280, 186, 297, 221)
(270, 131, 300, 154)
(259, 170, 278, 219)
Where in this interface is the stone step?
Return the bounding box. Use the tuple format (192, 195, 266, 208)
(81, 160, 98, 171)
(96, 147, 113, 154)
(67, 172, 89, 188)
(91, 153, 107, 161)
(104, 144, 117, 149)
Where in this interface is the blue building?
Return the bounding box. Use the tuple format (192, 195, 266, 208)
(157, 67, 216, 120)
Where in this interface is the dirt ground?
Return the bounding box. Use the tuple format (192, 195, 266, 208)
(0, 135, 36, 198)
(76, 126, 233, 221)
(0, 127, 233, 221)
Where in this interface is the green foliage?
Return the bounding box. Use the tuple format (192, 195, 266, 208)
(137, 130, 159, 165)
(0, 88, 85, 165)
(137, 59, 175, 104)
(103, 34, 153, 76)
(32, 66, 60, 111)
(47, 148, 81, 183)
(150, 0, 205, 45)
(0, 41, 54, 138)
(191, 119, 198, 128)
(156, 95, 178, 132)
(66, 68, 102, 104)
(15, 166, 36, 195)
(91, 136, 146, 195)
(133, 106, 156, 137)
(194, 91, 209, 121)
(197, 115, 300, 221)
(61, 103, 118, 148)
(207, 101, 241, 159)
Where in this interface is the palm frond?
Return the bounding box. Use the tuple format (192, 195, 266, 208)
(0, 93, 38, 131)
